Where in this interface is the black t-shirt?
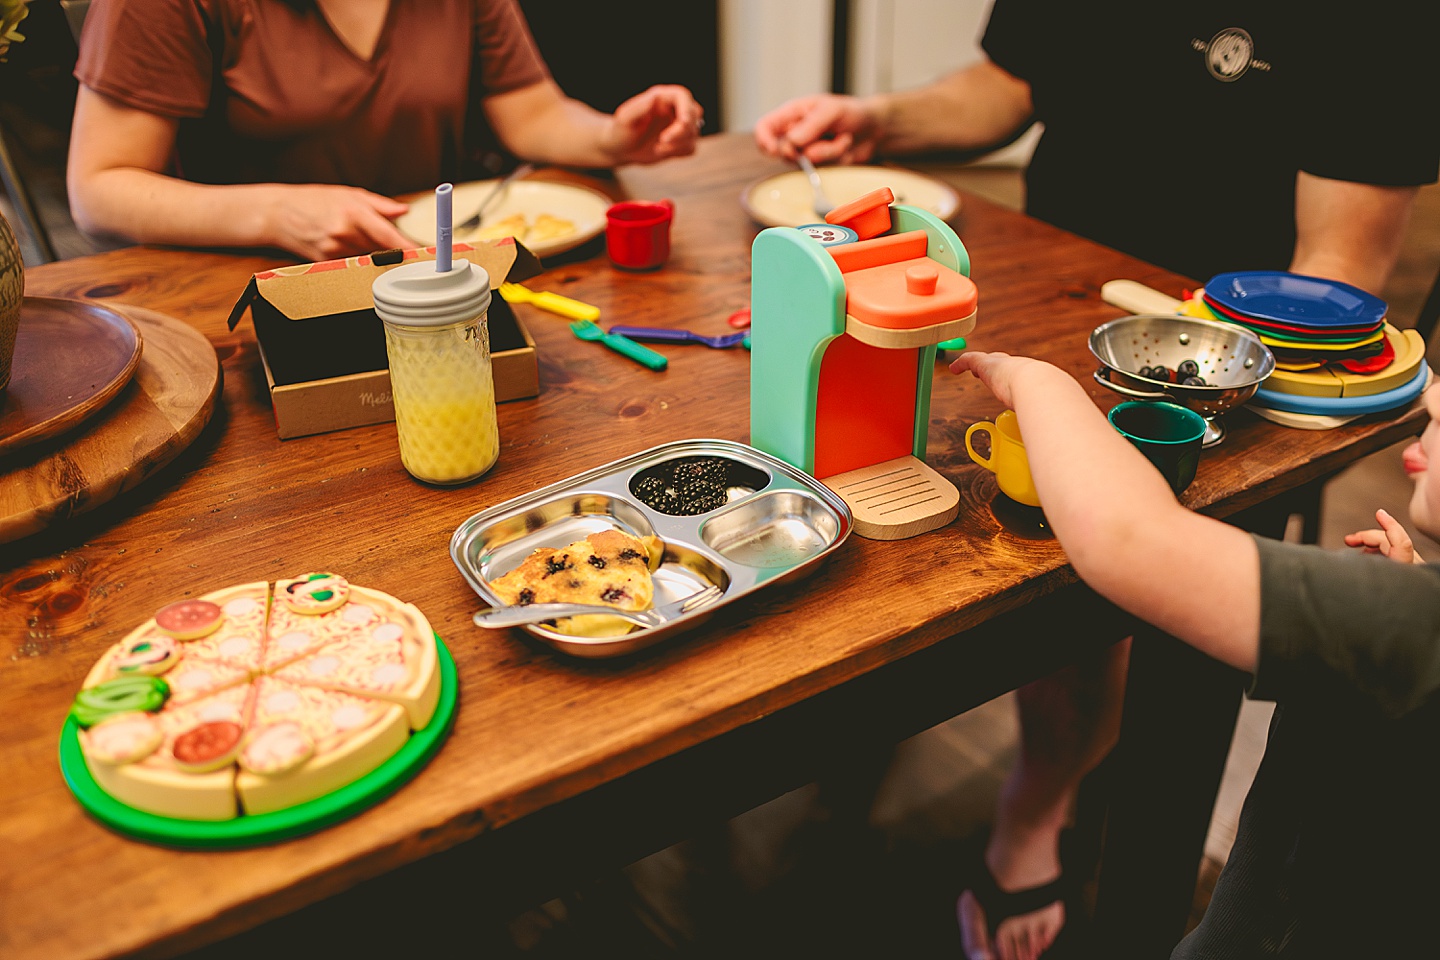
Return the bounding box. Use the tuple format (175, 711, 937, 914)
(1172, 537, 1440, 956)
(982, 0, 1440, 282)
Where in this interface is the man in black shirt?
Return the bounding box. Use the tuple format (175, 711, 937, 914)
(755, 3, 1437, 957)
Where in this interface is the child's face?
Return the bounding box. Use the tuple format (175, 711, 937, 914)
(1405, 384, 1440, 539)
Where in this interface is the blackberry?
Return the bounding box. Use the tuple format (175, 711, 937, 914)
(631, 475, 671, 510)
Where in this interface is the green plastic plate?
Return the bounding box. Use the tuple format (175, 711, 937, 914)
(58, 635, 457, 849)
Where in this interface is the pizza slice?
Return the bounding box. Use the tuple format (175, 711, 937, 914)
(525, 213, 574, 244)
(468, 212, 527, 243)
(82, 683, 255, 821)
(236, 677, 408, 816)
(260, 573, 371, 671)
(272, 589, 440, 729)
(82, 582, 270, 688)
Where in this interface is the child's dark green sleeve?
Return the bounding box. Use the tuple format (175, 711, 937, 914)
(1249, 536, 1440, 719)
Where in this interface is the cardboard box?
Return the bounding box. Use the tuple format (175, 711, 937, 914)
(227, 240, 543, 439)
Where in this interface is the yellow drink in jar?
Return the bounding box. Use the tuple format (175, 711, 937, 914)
(374, 258, 500, 485)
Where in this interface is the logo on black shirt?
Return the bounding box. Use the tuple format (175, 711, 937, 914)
(1191, 27, 1272, 82)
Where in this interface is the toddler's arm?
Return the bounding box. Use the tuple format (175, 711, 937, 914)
(951, 351, 1262, 671)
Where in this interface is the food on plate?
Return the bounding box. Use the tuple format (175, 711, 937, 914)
(461, 212, 576, 246)
(526, 213, 575, 243)
(630, 456, 735, 516)
(71, 576, 440, 820)
(472, 212, 528, 242)
(489, 529, 662, 637)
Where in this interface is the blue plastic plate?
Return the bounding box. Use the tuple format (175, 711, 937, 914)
(1251, 362, 1428, 416)
(1205, 271, 1388, 329)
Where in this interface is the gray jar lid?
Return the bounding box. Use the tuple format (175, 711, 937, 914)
(371, 259, 491, 326)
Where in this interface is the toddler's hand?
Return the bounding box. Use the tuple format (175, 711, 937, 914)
(948, 350, 1042, 410)
(1344, 508, 1425, 564)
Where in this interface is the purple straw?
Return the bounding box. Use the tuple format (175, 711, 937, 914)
(435, 183, 453, 273)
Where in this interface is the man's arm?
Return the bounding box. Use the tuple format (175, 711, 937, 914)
(1290, 172, 1419, 294)
(753, 60, 1033, 165)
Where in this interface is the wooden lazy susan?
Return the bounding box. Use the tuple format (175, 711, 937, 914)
(0, 298, 221, 544)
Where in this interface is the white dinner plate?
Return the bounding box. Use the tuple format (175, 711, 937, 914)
(741, 165, 961, 229)
(396, 179, 611, 258)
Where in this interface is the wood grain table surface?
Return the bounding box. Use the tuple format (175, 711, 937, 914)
(1, 134, 1425, 960)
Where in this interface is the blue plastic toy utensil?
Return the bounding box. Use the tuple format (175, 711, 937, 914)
(607, 325, 748, 349)
(570, 320, 668, 371)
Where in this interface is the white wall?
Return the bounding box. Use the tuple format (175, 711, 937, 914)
(718, 0, 832, 134)
(720, 0, 1036, 166)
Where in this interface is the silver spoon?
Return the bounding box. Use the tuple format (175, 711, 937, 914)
(472, 583, 722, 630)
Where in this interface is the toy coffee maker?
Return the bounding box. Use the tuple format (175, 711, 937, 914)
(750, 187, 977, 540)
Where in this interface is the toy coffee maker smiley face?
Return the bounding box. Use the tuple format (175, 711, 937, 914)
(750, 187, 978, 540)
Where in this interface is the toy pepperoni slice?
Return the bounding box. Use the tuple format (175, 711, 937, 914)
(172, 720, 245, 772)
(155, 600, 225, 640)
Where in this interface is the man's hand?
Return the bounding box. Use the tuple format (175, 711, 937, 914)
(601, 85, 703, 165)
(753, 94, 882, 165)
(261, 185, 413, 262)
(1344, 508, 1425, 564)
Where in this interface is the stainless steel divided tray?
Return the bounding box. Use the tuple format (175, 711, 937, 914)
(450, 439, 853, 657)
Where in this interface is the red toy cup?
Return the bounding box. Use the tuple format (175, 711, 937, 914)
(606, 200, 674, 270)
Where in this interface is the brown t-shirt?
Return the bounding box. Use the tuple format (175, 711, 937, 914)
(74, 0, 549, 196)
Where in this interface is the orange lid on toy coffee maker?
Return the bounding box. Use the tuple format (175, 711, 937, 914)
(825, 187, 895, 240)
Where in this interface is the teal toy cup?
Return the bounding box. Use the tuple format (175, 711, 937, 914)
(1107, 401, 1207, 495)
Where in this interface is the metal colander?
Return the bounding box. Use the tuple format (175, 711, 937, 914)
(1089, 314, 1275, 445)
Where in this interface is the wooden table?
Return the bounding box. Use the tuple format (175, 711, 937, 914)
(1, 134, 1423, 959)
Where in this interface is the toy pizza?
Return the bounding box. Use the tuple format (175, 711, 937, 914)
(69, 574, 441, 821)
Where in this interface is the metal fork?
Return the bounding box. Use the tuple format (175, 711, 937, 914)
(472, 583, 722, 630)
(795, 153, 834, 218)
(455, 163, 534, 234)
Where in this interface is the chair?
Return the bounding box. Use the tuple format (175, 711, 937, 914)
(0, 0, 90, 265)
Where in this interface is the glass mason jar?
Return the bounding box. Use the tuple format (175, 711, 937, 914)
(372, 259, 499, 485)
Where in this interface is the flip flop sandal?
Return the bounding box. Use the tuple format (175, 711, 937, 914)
(964, 859, 1070, 943)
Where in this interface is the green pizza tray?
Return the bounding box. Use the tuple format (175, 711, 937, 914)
(58, 635, 458, 849)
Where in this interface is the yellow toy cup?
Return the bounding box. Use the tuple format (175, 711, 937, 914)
(965, 410, 1040, 508)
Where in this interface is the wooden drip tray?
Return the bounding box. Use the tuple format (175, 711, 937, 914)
(844, 308, 976, 350)
(820, 454, 959, 540)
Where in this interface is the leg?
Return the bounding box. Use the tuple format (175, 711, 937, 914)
(960, 637, 1131, 960)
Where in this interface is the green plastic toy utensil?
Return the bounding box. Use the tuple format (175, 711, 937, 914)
(569, 320, 668, 371)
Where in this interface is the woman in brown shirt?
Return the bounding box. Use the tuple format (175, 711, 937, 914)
(67, 0, 703, 261)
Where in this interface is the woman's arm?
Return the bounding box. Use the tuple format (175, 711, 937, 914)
(67, 86, 414, 261)
(481, 80, 701, 168)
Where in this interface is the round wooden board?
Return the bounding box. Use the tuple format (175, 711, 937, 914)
(0, 297, 144, 457)
(0, 303, 221, 544)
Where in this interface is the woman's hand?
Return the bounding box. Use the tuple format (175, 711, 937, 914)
(601, 85, 704, 165)
(1344, 508, 1425, 564)
(753, 94, 882, 165)
(259, 185, 413, 262)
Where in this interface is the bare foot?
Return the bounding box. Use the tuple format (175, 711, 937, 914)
(958, 889, 1064, 960)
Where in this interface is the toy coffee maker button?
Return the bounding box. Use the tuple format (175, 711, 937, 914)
(824, 186, 894, 240)
(906, 264, 939, 296)
(797, 223, 859, 247)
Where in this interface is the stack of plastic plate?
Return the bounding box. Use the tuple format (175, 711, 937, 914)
(1200, 271, 1429, 418)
